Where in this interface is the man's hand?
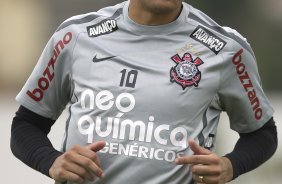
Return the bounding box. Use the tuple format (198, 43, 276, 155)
(49, 141, 106, 183)
(175, 140, 233, 184)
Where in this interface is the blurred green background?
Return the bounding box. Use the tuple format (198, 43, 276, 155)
(0, 1, 281, 184)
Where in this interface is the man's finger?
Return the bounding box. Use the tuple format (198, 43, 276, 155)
(191, 164, 221, 176)
(70, 153, 104, 178)
(59, 170, 84, 183)
(86, 141, 105, 168)
(188, 139, 211, 155)
(64, 161, 95, 181)
(175, 155, 216, 165)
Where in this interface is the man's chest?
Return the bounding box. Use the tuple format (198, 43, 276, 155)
(70, 35, 222, 124)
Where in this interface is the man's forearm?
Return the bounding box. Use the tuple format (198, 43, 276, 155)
(10, 106, 62, 177)
(225, 118, 278, 179)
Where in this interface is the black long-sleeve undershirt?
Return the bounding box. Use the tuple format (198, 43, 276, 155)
(10, 106, 62, 176)
(225, 117, 278, 179)
(10, 105, 278, 179)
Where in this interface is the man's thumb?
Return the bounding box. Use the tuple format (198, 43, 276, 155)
(87, 140, 106, 152)
(188, 139, 210, 155)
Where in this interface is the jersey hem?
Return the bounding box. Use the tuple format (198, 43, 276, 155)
(231, 107, 274, 134)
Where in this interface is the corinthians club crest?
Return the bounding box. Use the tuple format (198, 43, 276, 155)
(170, 52, 204, 89)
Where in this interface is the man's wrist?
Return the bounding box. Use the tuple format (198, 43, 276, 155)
(222, 156, 233, 182)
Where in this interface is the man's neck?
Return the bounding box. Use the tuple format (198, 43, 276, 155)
(128, 1, 182, 26)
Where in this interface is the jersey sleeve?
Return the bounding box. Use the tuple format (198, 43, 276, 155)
(16, 28, 75, 120)
(217, 35, 274, 133)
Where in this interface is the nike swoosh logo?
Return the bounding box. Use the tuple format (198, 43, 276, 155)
(92, 55, 116, 63)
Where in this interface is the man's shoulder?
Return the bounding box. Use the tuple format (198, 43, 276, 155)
(185, 3, 252, 55)
(55, 1, 125, 33)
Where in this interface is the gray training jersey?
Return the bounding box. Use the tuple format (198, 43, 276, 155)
(16, 1, 274, 184)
